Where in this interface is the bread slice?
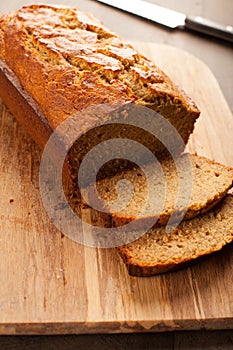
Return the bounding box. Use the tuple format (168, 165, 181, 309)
(81, 154, 233, 227)
(117, 194, 233, 277)
(0, 5, 199, 184)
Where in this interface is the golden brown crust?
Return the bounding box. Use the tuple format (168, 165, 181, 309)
(0, 61, 52, 148)
(0, 4, 199, 140)
(1, 5, 133, 129)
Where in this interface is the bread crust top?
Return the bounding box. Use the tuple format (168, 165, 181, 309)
(0, 4, 199, 130)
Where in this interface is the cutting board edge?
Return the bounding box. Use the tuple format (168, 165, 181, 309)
(1, 317, 233, 335)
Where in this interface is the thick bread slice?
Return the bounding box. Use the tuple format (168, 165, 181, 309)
(83, 154, 233, 227)
(117, 194, 233, 277)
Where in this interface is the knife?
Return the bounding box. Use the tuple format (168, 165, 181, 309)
(94, 0, 233, 43)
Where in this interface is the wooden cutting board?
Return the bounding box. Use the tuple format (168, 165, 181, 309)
(0, 43, 232, 335)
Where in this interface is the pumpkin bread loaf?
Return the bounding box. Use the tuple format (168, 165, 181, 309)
(0, 4, 200, 179)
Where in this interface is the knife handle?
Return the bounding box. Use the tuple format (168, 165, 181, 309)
(185, 16, 233, 43)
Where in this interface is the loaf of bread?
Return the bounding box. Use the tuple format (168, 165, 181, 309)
(81, 153, 233, 227)
(0, 4, 200, 178)
(2, 5, 231, 278)
(117, 194, 233, 277)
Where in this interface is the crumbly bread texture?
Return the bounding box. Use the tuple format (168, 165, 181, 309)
(117, 194, 233, 277)
(0, 4, 199, 169)
(81, 154, 233, 227)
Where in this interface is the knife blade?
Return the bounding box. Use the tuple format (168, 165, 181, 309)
(94, 0, 233, 43)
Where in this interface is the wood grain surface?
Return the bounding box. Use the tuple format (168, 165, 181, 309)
(0, 43, 233, 336)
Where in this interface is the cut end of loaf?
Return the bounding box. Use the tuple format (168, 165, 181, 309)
(88, 153, 233, 227)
